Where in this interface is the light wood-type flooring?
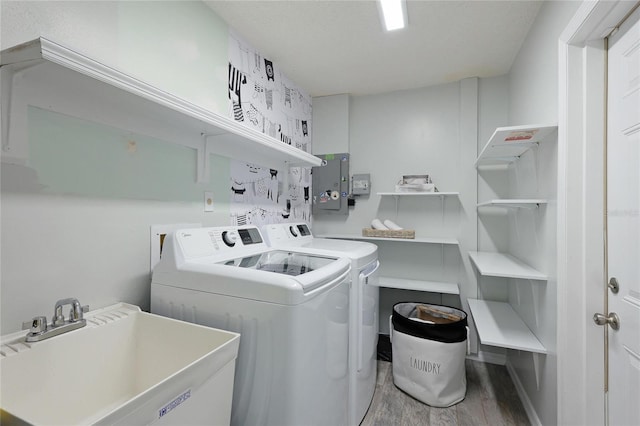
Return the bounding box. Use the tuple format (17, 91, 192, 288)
(361, 360, 530, 426)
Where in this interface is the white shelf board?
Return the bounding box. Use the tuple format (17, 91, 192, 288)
(318, 234, 459, 245)
(0, 37, 322, 174)
(377, 192, 459, 197)
(476, 124, 558, 167)
(477, 199, 547, 209)
(467, 299, 547, 354)
(377, 276, 459, 294)
(468, 251, 547, 280)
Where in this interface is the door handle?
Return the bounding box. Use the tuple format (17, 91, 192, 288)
(593, 312, 620, 330)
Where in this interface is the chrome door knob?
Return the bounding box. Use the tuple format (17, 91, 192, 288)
(593, 312, 620, 330)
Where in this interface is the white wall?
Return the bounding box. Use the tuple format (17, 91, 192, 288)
(503, 1, 581, 425)
(0, 1, 233, 334)
(1, 1, 229, 115)
(312, 94, 350, 155)
(312, 79, 510, 353)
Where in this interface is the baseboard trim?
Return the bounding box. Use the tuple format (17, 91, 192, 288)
(466, 350, 506, 365)
(505, 360, 543, 426)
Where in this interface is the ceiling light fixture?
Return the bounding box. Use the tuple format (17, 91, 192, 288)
(378, 0, 407, 32)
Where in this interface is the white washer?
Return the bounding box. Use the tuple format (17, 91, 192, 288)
(151, 226, 351, 426)
(261, 222, 379, 426)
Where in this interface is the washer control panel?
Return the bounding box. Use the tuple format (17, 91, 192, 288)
(176, 226, 265, 259)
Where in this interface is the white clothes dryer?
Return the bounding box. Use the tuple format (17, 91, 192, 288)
(151, 226, 351, 426)
(261, 222, 379, 426)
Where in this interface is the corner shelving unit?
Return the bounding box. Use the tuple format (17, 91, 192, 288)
(475, 124, 558, 167)
(0, 37, 322, 178)
(469, 123, 557, 365)
(477, 199, 547, 209)
(468, 251, 547, 281)
(466, 299, 546, 354)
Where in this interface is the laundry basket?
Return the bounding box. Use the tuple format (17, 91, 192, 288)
(390, 302, 469, 407)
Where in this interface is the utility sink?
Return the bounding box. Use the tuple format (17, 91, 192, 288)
(0, 303, 240, 425)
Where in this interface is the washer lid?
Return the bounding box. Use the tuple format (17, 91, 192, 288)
(220, 250, 337, 277)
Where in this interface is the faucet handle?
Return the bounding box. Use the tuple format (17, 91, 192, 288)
(68, 305, 84, 322)
(29, 316, 48, 334)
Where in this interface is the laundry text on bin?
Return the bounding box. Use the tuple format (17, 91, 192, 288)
(410, 356, 441, 375)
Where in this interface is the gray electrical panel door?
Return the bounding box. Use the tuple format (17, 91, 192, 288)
(312, 153, 349, 215)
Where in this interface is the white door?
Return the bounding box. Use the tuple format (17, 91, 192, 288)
(606, 5, 640, 425)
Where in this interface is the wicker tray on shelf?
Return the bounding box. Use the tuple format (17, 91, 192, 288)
(362, 228, 416, 239)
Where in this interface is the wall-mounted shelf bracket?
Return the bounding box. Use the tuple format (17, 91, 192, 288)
(1, 66, 13, 154)
(531, 280, 540, 328)
(532, 352, 541, 391)
(197, 133, 225, 184)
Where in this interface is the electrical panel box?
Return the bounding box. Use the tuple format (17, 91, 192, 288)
(352, 174, 370, 195)
(312, 153, 349, 215)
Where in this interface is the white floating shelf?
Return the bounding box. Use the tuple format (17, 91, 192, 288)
(377, 192, 459, 197)
(318, 234, 459, 245)
(467, 299, 547, 354)
(0, 38, 322, 176)
(476, 124, 558, 167)
(377, 276, 459, 294)
(468, 251, 547, 280)
(477, 199, 547, 209)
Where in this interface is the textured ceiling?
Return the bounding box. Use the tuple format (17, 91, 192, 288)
(205, 0, 543, 97)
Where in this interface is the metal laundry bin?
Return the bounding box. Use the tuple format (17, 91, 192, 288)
(390, 302, 469, 407)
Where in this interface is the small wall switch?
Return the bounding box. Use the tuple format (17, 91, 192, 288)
(204, 192, 214, 212)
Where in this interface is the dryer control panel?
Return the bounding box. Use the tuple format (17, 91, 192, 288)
(262, 223, 313, 246)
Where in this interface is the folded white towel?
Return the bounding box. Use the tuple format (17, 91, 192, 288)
(371, 219, 389, 230)
(383, 219, 403, 230)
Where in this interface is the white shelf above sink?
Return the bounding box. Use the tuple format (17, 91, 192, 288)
(0, 37, 322, 178)
(476, 124, 557, 167)
(468, 251, 547, 281)
(467, 299, 547, 354)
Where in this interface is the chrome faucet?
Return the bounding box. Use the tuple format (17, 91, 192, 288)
(53, 297, 84, 326)
(24, 298, 88, 342)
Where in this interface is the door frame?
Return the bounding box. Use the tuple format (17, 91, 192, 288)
(557, 1, 638, 425)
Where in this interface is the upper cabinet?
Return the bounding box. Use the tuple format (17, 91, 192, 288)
(0, 38, 322, 178)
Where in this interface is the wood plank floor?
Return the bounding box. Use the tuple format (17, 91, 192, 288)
(361, 360, 530, 426)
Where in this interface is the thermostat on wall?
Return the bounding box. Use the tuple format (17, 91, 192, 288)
(352, 174, 370, 195)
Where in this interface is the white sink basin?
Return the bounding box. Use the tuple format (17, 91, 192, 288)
(0, 303, 240, 425)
